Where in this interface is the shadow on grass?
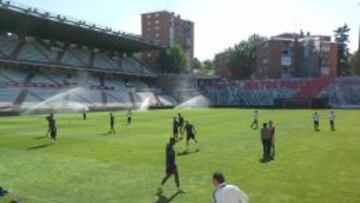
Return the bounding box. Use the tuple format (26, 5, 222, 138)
(27, 143, 52, 150)
(33, 135, 48, 140)
(101, 132, 113, 136)
(155, 192, 181, 203)
(177, 149, 199, 156)
(259, 157, 275, 164)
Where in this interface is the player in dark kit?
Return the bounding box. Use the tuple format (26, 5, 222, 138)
(157, 137, 184, 194)
(126, 109, 132, 126)
(82, 108, 87, 120)
(178, 113, 185, 135)
(46, 113, 57, 143)
(109, 113, 115, 134)
(183, 120, 198, 147)
(45, 115, 51, 136)
(173, 117, 180, 140)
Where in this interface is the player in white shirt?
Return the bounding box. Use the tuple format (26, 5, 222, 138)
(212, 172, 248, 203)
(250, 110, 259, 130)
(313, 112, 320, 131)
(328, 111, 335, 131)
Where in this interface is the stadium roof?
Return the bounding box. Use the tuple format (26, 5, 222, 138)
(0, 1, 163, 53)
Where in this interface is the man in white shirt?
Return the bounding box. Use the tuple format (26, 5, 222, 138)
(313, 112, 320, 131)
(212, 172, 248, 203)
(328, 111, 335, 131)
(250, 110, 259, 130)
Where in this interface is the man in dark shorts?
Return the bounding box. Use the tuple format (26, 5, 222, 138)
(268, 120, 275, 160)
(157, 137, 184, 194)
(109, 113, 115, 134)
(45, 114, 51, 136)
(173, 117, 179, 140)
(126, 109, 132, 126)
(178, 113, 185, 135)
(47, 113, 57, 143)
(313, 112, 320, 131)
(82, 108, 87, 120)
(183, 120, 198, 146)
(328, 111, 335, 131)
(260, 123, 271, 160)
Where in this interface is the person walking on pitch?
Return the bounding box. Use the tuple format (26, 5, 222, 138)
(328, 111, 335, 131)
(82, 108, 87, 120)
(126, 109, 132, 126)
(47, 113, 57, 144)
(251, 110, 259, 130)
(183, 120, 198, 147)
(178, 113, 185, 135)
(261, 123, 271, 160)
(109, 113, 115, 134)
(157, 137, 184, 194)
(313, 112, 320, 131)
(173, 117, 180, 140)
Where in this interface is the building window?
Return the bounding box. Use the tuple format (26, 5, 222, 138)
(282, 50, 289, 55)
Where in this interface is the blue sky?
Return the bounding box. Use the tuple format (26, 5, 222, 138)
(15, 0, 360, 60)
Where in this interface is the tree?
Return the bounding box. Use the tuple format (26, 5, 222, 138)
(334, 24, 351, 76)
(192, 57, 203, 70)
(157, 45, 187, 73)
(228, 34, 267, 79)
(349, 50, 360, 75)
(203, 59, 214, 70)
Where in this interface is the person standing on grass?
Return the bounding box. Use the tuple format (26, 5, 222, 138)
(269, 120, 276, 160)
(250, 110, 259, 130)
(183, 120, 198, 147)
(328, 111, 335, 131)
(82, 108, 87, 120)
(173, 117, 180, 140)
(178, 113, 185, 135)
(158, 137, 184, 194)
(126, 109, 132, 126)
(109, 113, 115, 134)
(211, 172, 248, 203)
(261, 123, 271, 160)
(45, 114, 51, 136)
(48, 113, 57, 144)
(313, 112, 320, 131)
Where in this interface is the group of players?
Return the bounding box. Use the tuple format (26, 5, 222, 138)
(172, 113, 198, 146)
(157, 113, 199, 195)
(45, 109, 133, 143)
(43, 109, 337, 202)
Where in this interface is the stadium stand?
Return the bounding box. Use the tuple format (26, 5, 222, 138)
(0, 1, 359, 114)
(197, 77, 360, 108)
(0, 1, 176, 114)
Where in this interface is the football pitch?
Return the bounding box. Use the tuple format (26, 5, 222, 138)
(0, 109, 359, 203)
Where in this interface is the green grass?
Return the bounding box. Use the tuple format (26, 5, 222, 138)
(0, 109, 359, 203)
